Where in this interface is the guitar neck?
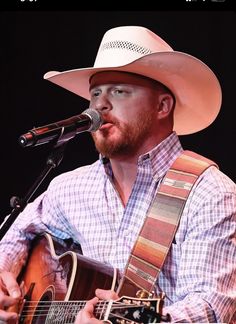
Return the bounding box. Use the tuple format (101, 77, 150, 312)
(47, 300, 108, 322)
(20, 297, 164, 324)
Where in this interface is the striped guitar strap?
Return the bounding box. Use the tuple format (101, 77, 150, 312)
(118, 150, 218, 296)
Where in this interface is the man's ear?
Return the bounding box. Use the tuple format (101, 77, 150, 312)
(157, 94, 175, 119)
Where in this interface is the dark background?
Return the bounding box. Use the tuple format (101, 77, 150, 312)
(1, 10, 235, 222)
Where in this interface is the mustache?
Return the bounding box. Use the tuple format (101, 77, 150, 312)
(101, 115, 119, 126)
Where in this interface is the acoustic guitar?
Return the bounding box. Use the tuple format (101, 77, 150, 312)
(15, 233, 169, 323)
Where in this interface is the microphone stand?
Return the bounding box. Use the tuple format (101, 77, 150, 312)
(0, 142, 67, 241)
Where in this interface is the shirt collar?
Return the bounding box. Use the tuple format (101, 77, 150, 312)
(100, 132, 183, 180)
(138, 132, 183, 180)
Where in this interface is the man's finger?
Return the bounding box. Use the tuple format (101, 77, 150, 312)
(75, 297, 101, 324)
(0, 308, 18, 322)
(84, 297, 99, 311)
(0, 273, 21, 299)
(0, 294, 19, 308)
(95, 289, 118, 301)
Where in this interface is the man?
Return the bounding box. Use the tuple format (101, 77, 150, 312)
(0, 26, 235, 323)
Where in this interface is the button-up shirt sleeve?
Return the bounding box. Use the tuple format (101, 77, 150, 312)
(161, 166, 236, 323)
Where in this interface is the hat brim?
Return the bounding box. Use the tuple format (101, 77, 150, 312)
(44, 51, 222, 135)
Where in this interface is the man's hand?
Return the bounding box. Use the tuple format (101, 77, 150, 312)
(0, 271, 21, 323)
(75, 289, 119, 324)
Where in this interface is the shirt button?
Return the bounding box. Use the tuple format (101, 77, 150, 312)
(123, 229, 130, 237)
(153, 174, 160, 181)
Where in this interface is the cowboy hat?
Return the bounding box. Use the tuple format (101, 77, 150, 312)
(44, 26, 222, 135)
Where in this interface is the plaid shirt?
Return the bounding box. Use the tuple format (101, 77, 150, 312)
(0, 132, 235, 323)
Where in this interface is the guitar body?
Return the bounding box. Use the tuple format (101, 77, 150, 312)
(18, 233, 116, 323)
(16, 233, 168, 323)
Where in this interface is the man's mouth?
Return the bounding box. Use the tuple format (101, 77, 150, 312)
(100, 122, 113, 130)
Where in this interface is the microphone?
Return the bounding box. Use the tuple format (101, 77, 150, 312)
(18, 108, 103, 147)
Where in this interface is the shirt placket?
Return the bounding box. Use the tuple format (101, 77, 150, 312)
(111, 157, 159, 270)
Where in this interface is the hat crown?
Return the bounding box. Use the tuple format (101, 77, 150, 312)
(94, 26, 173, 68)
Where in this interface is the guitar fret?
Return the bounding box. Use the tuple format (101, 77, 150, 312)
(95, 300, 107, 320)
(44, 302, 80, 323)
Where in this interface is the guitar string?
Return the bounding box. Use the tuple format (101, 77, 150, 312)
(19, 299, 156, 324)
(20, 300, 147, 306)
(20, 312, 140, 324)
(20, 301, 146, 316)
(20, 303, 144, 312)
(19, 314, 140, 324)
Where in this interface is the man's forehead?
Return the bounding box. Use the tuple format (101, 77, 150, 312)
(89, 71, 159, 89)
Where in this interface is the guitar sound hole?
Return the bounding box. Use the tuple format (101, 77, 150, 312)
(31, 290, 53, 324)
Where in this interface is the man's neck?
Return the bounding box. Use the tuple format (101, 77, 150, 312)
(110, 156, 138, 207)
(107, 130, 174, 206)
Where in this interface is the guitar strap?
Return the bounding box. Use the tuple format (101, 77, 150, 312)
(119, 150, 217, 295)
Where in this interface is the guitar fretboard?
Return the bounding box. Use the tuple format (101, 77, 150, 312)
(20, 300, 106, 323)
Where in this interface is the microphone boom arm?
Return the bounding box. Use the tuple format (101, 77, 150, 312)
(0, 109, 102, 239)
(0, 141, 67, 240)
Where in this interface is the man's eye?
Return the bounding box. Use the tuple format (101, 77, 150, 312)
(114, 89, 125, 94)
(92, 91, 100, 97)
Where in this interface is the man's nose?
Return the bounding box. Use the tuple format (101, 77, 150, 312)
(91, 95, 112, 114)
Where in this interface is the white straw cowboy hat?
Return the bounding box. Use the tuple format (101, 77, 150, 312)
(44, 26, 222, 135)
